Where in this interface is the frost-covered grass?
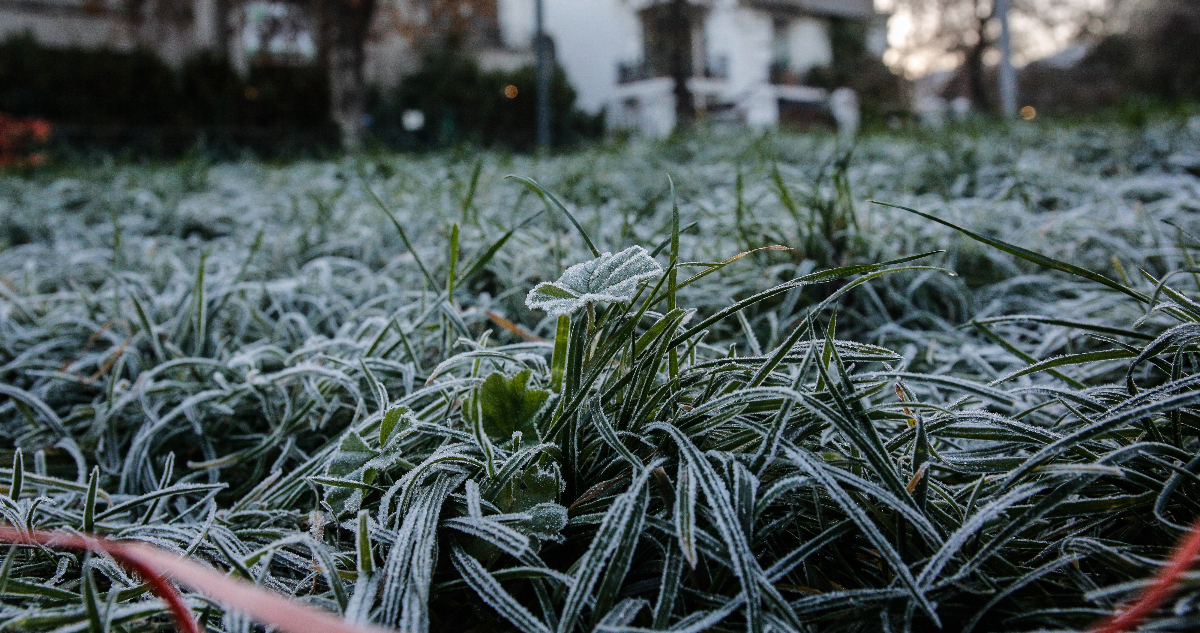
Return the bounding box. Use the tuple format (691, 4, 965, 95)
(1, 118, 1200, 632)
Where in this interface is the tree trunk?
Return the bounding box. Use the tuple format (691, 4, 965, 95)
(215, 0, 230, 59)
(668, 0, 694, 129)
(321, 0, 376, 151)
(965, 16, 991, 112)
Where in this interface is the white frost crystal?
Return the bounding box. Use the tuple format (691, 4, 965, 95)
(526, 245, 663, 316)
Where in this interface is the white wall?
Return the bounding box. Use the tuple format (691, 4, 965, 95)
(723, 4, 778, 126)
(866, 16, 888, 57)
(785, 16, 831, 75)
(193, 0, 220, 49)
(0, 10, 129, 50)
(497, 0, 536, 50)
(507, 0, 854, 130)
(363, 32, 417, 90)
(0, 3, 218, 68)
(543, 0, 635, 114)
(725, 5, 773, 93)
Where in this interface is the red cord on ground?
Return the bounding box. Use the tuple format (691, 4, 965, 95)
(1093, 514, 1200, 633)
(0, 527, 201, 633)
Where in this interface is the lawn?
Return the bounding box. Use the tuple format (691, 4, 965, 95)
(1, 118, 1200, 632)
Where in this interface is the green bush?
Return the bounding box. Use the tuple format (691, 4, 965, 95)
(0, 34, 177, 125)
(371, 48, 604, 150)
(1125, 0, 1200, 103)
(0, 34, 331, 129)
(241, 64, 332, 128)
(804, 19, 910, 125)
(1024, 0, 1200, 114)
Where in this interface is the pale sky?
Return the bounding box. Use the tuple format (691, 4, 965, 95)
(876, 0, 1110, 78)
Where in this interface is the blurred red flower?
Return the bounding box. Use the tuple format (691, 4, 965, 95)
(0, 113, 53, 167)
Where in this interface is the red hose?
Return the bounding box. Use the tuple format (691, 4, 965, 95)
(1093, 514, 1200, 633)
(0, 526, 391, 633)
(0, 527, 199, 633)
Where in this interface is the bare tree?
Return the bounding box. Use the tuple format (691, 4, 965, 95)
(640, 0, 695, 130)
(317, 0, 377, 151)
(121, 0, 196, 54)
(667, 0, 694, 129)
(887, 0, 1117, 111)
(215, 0, 233, 59)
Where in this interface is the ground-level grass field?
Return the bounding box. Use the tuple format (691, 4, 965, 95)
(2, 118, 1200, 632)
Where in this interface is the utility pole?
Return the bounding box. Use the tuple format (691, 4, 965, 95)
(535, 0, 551, 150)
(996, 0, 1018, 118)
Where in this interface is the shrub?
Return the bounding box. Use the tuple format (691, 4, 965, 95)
(804, 18, 910, 126)
(1021, 0, 1200, 115)
(371, 47, 604, 150)
(0, 34, 332, 130)
(0, 34, 177, 126)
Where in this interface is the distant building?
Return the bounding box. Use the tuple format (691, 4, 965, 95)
(0, 1, 513, 84)
(0, 0, 886, 136)
(0, 0, 222, 66)
(499, 0, 887, 136)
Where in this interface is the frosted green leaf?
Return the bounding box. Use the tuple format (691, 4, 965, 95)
(322, 431, 378, 517)
(496, 462, 562, 513)
(507, 502, 568, 544)
(525, 246, 663, 316)
(379, 405, 416, 447)
(464, 371, 549, 442)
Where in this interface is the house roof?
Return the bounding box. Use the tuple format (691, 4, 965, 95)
(745, 0, 877, 19)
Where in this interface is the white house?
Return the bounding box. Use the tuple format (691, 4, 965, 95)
(0, 0, 224, 66)
(0, 0, 886, 136)
(498, 0, 887, 136)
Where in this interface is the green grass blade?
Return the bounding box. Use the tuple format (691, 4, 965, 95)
(668, 175, 681, 380)
(969, 315, 1156, 341)
(447, 223, 459, 297)
(991, 349, 1136, 385)
(555, 463, 658, 633)
(366, 184, 438, 289)
(507, 176, 600, 257)
(784, 445, 940, 625)
(83, 466, 98, 533)
(550, 315, 570, 393)
(356, 510, 374, 575)
(451, 545, 551, 633)
(971, 320, 1085, 388)
(9, 449, 22, 501)
(872, 200, 1149, 303)
(652, 544, 684, 628)
(674, 464, 698, 569)
(82, 557, 104, 633)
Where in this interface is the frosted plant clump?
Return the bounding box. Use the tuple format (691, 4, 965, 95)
(2, 120, 1200, 632)
(525, 245, 662, 316)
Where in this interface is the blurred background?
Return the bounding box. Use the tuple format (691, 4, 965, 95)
(0, 0, 1195, 160)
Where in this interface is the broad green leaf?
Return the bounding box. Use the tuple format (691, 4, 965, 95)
(380, 406, 414, 447)
(465, 371, 550, 442)
(525, 246, 663, 316)
(495, 462, 562, 513)
(322, 432, 379, 517)
(506, 502, 569, 545)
